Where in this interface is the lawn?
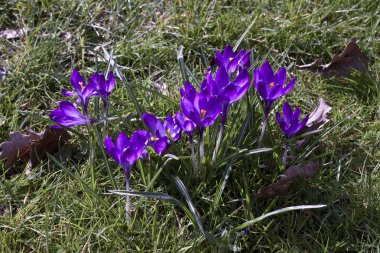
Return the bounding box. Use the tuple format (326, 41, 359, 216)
(0, 0, 379, 252)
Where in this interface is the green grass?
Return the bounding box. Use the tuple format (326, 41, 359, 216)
(1, 0, 379, 252)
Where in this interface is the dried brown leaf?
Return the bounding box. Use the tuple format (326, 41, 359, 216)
(295, 98, 332, 148)
(297, 39, 369, 78)
(30, 128, 70, 168)
(0, 131, 42, 168)
(255, 162, 320, 199)
(0, 127, 70, 169)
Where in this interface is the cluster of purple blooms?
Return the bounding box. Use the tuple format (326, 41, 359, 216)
(49, 44, 310, 215)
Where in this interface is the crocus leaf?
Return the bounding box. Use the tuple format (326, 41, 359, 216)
(0, 127, 70, 169)
(255, 162, 320, 199)
(297, 39, 369, 78)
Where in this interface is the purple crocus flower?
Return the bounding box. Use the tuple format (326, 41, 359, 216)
(89, 71, 116, 100)
(142, 113, 171, 155)
(181, 89, 221, 130)
(254, 61, 296, 117)
(214, 44, 250, 73)
(104, 130, 149, 173)
(164, 114, 181, 142)
(62, 69, 97, 112)
(175, 112, 196, 136)
(50, 101, 93, 128)
(204, 66, 250, 106)
(104, 130, 150, 216)
(276, 102, 309, 139)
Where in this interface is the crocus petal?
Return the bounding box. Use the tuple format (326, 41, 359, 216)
(62, 90, 76, 97)
(142, 113, 158, 133)
(106, 71, 116, 93)
(276, 112, 287, 134)
(268, 84, 282, 99)
(283, 102, 293, 125)
(282, 76, 296, 95)
(297, 115, 309, 133)
(181, 81, 197, 102)
(120, 148, 138, 167)
(116, 132, 130, 151)
(274, 67, 286, 86)
(104, 135, 120, 163)
(152, 137, 170, 154)
(259, 61, 275, 84)
(215, 66, 229, 91)
(50, 101, 91, 128)
(131, 130, 150, 149)
(70, 69, 86, 94)
(182, 97, 201, 125)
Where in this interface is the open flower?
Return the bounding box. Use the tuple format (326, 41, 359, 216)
(104, 130, 149, 174)
(104, 130, 150, 217)
(276, 102, 309, 139)
(215, 44, 251, 73)
(164, 114, 181, 142)
(254, 61, 296, 117)
(62, 69, 97, 112)
(50, 101, 93, 128)
(203, 66, 250, 105)
(89, 71, 115, 100)
(142, 113, 171, 155)
(181, 89, 221, 129)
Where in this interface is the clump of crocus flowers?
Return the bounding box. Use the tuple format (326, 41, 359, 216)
(49, 45, 312, 220)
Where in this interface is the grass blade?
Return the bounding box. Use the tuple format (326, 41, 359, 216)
(232, 204, 327, 232)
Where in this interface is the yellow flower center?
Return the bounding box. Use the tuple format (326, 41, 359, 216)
(200, 109, 207, 119)
(269, 82, 275, 88)
(79, 81, 85, 91)
(151, 136, 159, 141)
(166, 129, 171, 135)
(229, 57, 234, 61)
(185, 117, 190, 121)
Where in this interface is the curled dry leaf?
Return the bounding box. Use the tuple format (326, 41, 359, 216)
(295, 98, 332, 148)
(0, 127, 70, 169)
(306, 98, 332, 128)
(297, 39, 369, 78)
(255, 162, 320, 199)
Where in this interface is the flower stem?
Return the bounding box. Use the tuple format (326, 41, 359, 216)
(282, 142, 289, 166)
(190, 134, 198, 175)
(86, 122, 96, 190)
(258, 114, 268, 147)
(212, 105, 228, 163)
(125, 170, 131, 224)
(103, 100, 108, 137)
(199, 128, 204, 174)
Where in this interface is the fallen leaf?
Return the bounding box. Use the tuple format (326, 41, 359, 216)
(297, 39, 369, 78)
(305, 98, 332, 128)
(0, 127, 70, 169)
(255, 162, 320, 199)
(30, 127, 70, 167)
(295, 98, 332, 148)
(0, 131, 42, 168)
